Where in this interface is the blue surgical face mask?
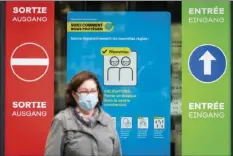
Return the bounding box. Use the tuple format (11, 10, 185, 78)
(76, 93, 99, 111)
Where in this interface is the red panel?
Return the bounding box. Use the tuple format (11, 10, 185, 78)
(5, 2, 54, 156)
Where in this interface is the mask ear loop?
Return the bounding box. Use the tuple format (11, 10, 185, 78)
(76, 92, 81, 96)
(73, 92, 81, 108)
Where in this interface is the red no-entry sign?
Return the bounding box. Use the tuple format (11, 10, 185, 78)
(11, 42, 49, 82)
(5, 2, 54, 156)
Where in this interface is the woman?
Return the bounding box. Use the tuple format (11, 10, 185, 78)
(44, 71, 122, 156)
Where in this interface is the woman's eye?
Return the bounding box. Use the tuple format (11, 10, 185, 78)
(90, 90, 97, 93)
(79, 91, 88, 95)
(78, 90, 97, 96)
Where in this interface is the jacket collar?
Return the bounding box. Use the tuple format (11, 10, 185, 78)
(66, 107, 108, 127)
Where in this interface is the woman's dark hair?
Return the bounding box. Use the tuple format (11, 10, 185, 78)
(65, 71, 103, 108)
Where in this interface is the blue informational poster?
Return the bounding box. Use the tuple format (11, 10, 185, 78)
(67, 12, 171, 156)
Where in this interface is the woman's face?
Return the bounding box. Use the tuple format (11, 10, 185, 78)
(72, 79, 98, 101)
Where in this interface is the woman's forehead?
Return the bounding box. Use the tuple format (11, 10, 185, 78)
(78, 79, 97, 90)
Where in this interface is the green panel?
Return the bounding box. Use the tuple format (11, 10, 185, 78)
(182, 2, 231, 156)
